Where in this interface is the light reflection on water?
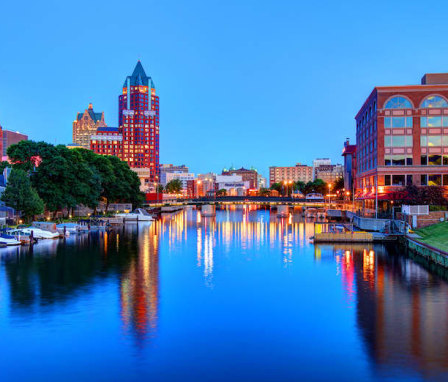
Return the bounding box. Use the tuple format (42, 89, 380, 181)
(1, 206, 448, 381)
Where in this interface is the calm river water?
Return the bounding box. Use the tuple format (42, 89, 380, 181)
(1, 206, 448, 381)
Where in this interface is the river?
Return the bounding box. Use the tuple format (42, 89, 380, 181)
(1, 206, 447, 381)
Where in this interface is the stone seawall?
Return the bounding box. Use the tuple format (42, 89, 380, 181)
(403, 236, 448, 268)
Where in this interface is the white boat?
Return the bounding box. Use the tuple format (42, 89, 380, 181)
(20, 228, 60, 240)
(56, 223, 88, 235)
(116, 208, 153, 222)
(0, 234, 22, 246)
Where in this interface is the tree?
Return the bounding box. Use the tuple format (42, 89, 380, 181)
(216, 189, 227, 197)
(333, 177, 345, 192)
(156, 184, 164, 193)
(165, 179, 182, 194)
(0, 161, 10, 173)
(7, 140, 145, 213)
(404, 185, 448, 206)
(259, 187, 270, 197)
(270, 182, 282, 193)
(294, 181, 306, 193)
(1, 169, 44, 221)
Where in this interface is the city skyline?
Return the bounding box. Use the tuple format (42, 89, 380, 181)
(2, 1, 448, 177)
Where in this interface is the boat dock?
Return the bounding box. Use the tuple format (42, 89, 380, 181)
(313, 222, 400, 243)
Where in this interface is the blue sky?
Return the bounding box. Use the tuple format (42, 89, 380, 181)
(1, 0, 448, 177)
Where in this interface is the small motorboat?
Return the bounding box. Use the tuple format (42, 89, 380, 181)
(56, 223, 87, 235)
(116, 208, 153, 222)
(0, 234, 22, 246)
(20, 228, 60, 240)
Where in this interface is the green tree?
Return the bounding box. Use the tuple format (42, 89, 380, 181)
(0, 161, 10, 173)
(294, 181, 306, 193)
(270, 182, 282, 192)
(259, 187, 270, 197)
(1, 169, 44, 221)
(216, 189, 227, 197)
(165, 179, 183, 194)
(156, 184, 164, 193)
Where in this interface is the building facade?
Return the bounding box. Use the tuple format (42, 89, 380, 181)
(90, 61, 160, 189)
(90, 127, 123, 156)
(342, 138, 357, 192)
(163, 172, 195, 190)
(2, 129, 27, 157)
(119, 61, 159, 184)
(269, 163, 313, 186)
(355, 73, 448, 199)
(160, 165, 190, 186)
(314, 164, 344, 184)
(215, 174, 249, 196)
(160, 164, 189, 186)
(222, 167, 258, 189)
(73, 103, 107, 149)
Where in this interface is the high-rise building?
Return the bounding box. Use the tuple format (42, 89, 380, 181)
(119, 61, 159, 184)
(73, 103, 107, 149)
(90, 61, 160, 190)
(355, 72, 448, 201)
(269, 163, 313, 186)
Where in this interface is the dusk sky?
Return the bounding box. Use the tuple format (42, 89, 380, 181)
(1, 0, 448, 177)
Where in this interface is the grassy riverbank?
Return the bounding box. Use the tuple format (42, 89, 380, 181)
(415, 223, 448, 253)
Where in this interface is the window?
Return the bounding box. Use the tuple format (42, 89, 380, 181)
(384, 117, 413, 128)
(421, 136, 427, 146)
(385, 175, 391, 186)
(428, 136, 442, 146)
(406, 175, 413, 185)
(384, 135, 412, 147)
(392, 175, 405, 186)
(384, 96, 413, 109)
(421, 175, 428, 186)
(421, 155, 428, 165)
(428, 155, 442, 166)
(385, 155, 412, 166)
(421, 95, 448, 108)
(421, 116, 442, 127)
(428, 175, 442, 186)
(444, 175, 448, 185)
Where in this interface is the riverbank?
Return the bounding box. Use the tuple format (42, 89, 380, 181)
(402, 223, 448, 268)
(415, 222, 448, 252)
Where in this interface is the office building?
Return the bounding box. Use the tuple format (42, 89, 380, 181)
(73, 103, 107, 149)
(314, 163, 344, 184)
(355, 72, 448, 200)
(269, 163, 313, 186)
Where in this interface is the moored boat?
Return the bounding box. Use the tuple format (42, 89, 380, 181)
(116, 208, 153, 222)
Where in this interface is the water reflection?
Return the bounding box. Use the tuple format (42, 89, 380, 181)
(316, 243, 448, 379)
(120, 222, 160, 343)
(2, 207, 448, 380)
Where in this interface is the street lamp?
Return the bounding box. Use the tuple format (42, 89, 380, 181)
(328, 183, 332, 207)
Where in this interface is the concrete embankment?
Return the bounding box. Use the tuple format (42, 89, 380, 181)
(403, 236, 448, 268)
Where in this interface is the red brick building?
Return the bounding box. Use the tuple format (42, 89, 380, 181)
(90, 127, 122, 156)
(90, 61, 160, 190)
(355, 73, 448, 201)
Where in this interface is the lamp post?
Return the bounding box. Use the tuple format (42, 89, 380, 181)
(328, 183, 332, 207)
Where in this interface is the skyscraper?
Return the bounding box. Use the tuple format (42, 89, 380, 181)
(119, 61, 160, 185)
(73, 103, 107, 149)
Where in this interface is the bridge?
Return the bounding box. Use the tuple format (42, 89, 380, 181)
(144, 196, 330, 207)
